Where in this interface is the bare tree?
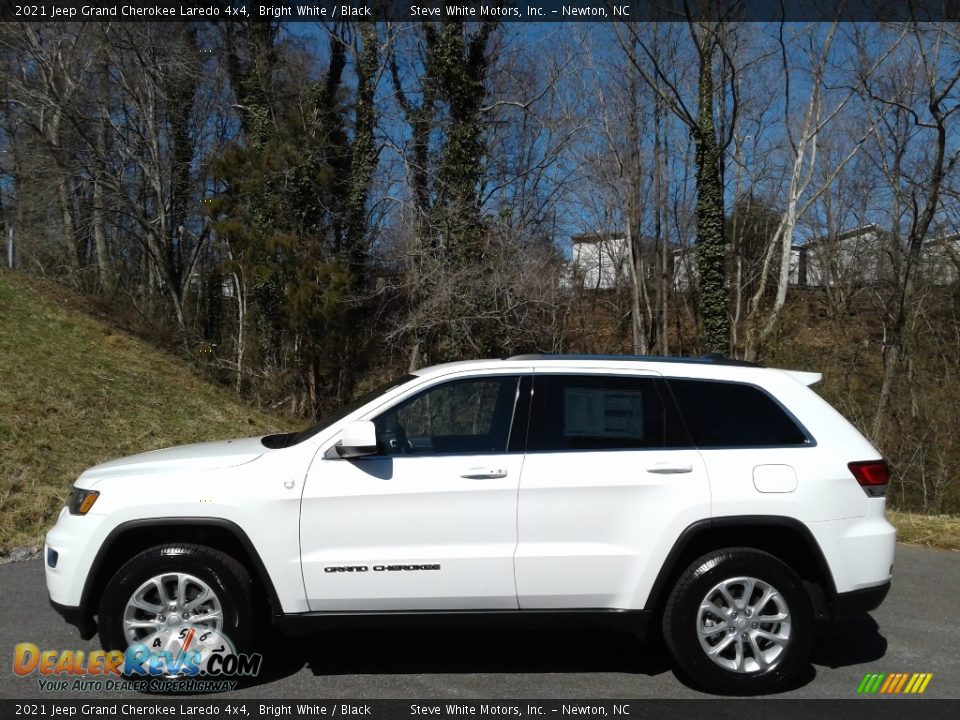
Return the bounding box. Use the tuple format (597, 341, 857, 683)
(858, 23, 960, 440)
(0, 25, 96, 276)
(736, 22, 897, 360)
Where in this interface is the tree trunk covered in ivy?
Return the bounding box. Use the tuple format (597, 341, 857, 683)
(390, 26, 439, 369)
(224, 22, 276, 149)
(429, 21, 492, 262)
(431, 22, 496, 358)
(219, 21, 284, 382)
(213, 22, 382, 415)
(614, 18, 734, 356)
(92, 41, 115, 291)
(164, 23, 200, 297)
(343, 24, 379, 291)
(693, 34, 729, 355)
(391, 21, 498, 364)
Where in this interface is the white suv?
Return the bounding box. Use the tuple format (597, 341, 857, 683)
(45, 354, 895, 693)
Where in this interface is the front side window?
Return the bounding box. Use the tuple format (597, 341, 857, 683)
(667, 379, 810, 447)
(527, 375, 680, 451)
(264, 374, 417, 448)
(374, 376, 520, 455)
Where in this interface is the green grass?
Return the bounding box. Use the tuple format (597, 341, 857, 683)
(0, 269, 298, 551)
(888, 511, 960, 552)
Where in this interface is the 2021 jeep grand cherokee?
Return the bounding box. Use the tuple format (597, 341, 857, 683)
(45, 354, 895, 693)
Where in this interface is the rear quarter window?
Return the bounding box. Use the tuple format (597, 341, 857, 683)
(667, 379, 810, 447)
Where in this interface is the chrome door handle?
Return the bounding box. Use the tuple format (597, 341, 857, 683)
(646, 463, 693, 474)
(460, 468, 508, 479)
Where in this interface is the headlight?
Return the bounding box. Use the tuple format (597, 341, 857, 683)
(68, 488, 100, 515)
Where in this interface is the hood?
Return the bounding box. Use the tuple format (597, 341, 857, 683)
(77, 436, 268, 486)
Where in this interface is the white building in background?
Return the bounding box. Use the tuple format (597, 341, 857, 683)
(572, 225, 958, 293)
(790, 225, 959, 288)
(569, 226, 885, 293)
(569, 232, 683, 290)
(922, 233, 960, 285)
(788, 225, 887, 288)
(569, 233, 630, 290)
(671, 246, 697, 291)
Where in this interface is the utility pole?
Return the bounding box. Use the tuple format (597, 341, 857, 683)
(7, 225, 13, 269)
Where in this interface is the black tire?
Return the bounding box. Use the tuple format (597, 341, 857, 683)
(662, 548, 814, 695)
(97, 544, 254, 656)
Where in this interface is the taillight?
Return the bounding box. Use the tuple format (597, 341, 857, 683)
(848, 460, 889, 497)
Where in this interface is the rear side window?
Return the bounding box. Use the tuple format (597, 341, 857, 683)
(668, 379, 809, 447)
(528, 375, 683, 451)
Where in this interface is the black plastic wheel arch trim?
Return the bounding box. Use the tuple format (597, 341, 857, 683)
(49, 596, 96, 640)
(75, 516, 283, 636)
(643, 515, 838, 617)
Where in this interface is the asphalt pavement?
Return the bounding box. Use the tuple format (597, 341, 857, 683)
(0, 543, 957, 700)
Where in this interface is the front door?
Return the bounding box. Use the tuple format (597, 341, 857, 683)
(300, 374, 528, 611)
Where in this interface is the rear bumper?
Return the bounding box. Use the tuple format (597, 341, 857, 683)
(835, 580, 890, 616)
(806, 501, 896, 594)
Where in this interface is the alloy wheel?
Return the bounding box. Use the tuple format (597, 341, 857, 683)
(122, 572, 223, 646)
(696, 575, 792, 673)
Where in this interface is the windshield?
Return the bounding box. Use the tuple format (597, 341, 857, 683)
(262, 374, 418, 449)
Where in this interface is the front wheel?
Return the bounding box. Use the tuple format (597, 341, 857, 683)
(97, 544, 254, 671)
(662, 548, 814, 695)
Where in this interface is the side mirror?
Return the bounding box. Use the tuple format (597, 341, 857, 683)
(336, 420, 378, 458)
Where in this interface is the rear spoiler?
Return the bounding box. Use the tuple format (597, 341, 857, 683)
(781, 369, 822, 386)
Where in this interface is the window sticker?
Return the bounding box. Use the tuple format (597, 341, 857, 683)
(564, 388, 644, 439)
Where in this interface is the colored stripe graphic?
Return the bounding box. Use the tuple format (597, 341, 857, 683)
(857, 672, 932, 694)
(906, 673, 933, 694)
(857, 673, 884, 693)
(879, 674, 896, 693)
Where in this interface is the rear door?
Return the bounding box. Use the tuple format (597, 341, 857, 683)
(514, 371, 710, 609)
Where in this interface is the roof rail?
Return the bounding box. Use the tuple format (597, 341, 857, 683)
(505, 353, 764, 368)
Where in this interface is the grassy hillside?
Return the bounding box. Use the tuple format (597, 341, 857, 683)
(761, 292, 960, 517)
(2, 269, 956, 553)
(0, 269, 298, 551)
(887, 512, 960, 552)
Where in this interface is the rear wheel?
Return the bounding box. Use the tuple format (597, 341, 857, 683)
(663, 548, 814, 694)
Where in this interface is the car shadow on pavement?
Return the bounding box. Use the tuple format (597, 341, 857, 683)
(240, 612, 886, 693)
(247, 626, 672, 687)
(810, 612, 888, 668)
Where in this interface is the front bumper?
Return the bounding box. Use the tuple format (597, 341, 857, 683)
(48, 596, 97, 639)
(45, 506, 107, 639)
